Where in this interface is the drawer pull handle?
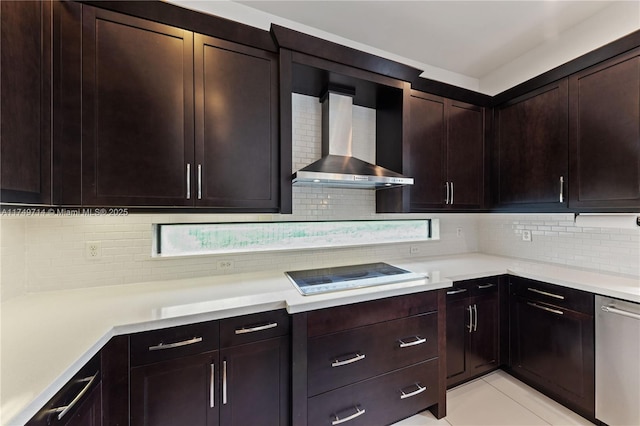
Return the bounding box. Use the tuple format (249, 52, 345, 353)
(235, 322, 278, 334)
(49, 372, 98, 420)
(477, 283, 495, 289)
(527, 302, 564, 316)
(148, 336, 203, 351)
(398, 336, 426, 348)
(400, 383, 427, 400)
(332, 406, 365, 425)
(527, 287, 565, 300)
(447, 288, 467, 295)
(331, 353, 365, 367)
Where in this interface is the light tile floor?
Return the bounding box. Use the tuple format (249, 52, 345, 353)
(392, 370, 595, 426)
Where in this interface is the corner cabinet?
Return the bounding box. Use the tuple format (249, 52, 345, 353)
(406, 91, 485, 211)
(508, 277, 595, 421)
(64, 4, 280, 211)
(493, 80, 569, 210)
(292, 291, 446, 426)
(446, 276, 501, 388)
(0, 1, 52, 204)
(568, 47, 640, 210)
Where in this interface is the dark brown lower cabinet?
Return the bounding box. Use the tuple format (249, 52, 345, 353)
(446, 277, 501, 388)
(130, 351, 220, 426)
(220, 337, 290, 426)
(130, 310, 290, 426)
(508, 277, 595, 421)
(292, 291, 445, 426)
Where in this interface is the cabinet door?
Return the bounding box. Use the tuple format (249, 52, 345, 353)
(569, 48, 640, 210)
(195, 34, 279, 210)
(130, 351, 219, 426)
(510, 295, 594, 419)
(220, 337, 290, 426)
(468, 293, 499, 376)
(446, 101, 485, 209)
(407, 92, 446, 210)
(81, 6, 194, 206)
(0, 0, 52, 204)
(494, 80, 568, 209)
(446, 296, 469, 385)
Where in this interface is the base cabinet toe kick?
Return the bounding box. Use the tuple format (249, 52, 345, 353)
(292, 290, 447, 426)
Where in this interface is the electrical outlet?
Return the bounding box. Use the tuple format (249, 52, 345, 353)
(410, 246, 419, 255)
(456, 227, 463, 237)
(85, 241, 102, 259)
(522, 230, 532, 242)
(218, 260, 235, 271)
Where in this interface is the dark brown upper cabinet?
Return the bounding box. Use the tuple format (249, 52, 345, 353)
(493, 79, 569, 211)
(67, 4, 280, 211)
(406, 91, 485, 211)
(81, 7, 194, 207)
(1, 1, 52, 205)
(568, 47, 640, 210)
(194, 34, 279, 210)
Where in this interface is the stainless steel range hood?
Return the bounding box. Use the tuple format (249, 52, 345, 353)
(292, 89, 413, 189)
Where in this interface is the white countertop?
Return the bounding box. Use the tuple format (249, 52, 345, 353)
(2, 253, 638, 425)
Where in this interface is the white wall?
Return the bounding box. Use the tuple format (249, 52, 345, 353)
(478, 214, 640, 277)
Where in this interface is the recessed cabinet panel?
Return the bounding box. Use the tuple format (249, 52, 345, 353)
(0, 0, 51, 204)
(447, 102, 484, 208)
(569, 48, 640, 209)
(408, 93, 446, 209)
(195, 35, 279, 209)
(495, 80, 568, 209)
(82, 7, 194, 206)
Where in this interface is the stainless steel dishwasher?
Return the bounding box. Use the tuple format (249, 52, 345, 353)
(595, 295, 640, 426)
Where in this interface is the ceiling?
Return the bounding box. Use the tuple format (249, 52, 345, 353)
(235, 1, 626, 88)
(170, 1, 638, 94)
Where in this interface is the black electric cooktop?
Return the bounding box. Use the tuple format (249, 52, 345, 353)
(285, 262, 427, 296)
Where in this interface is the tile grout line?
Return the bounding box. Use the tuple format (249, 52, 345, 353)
(480, 374, 553, 426)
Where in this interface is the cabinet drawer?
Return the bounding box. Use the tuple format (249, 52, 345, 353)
(308, 359, 438, 426)
(130, 320, 219, 367)
(308, 291, 437, 337)
(510, 277, 593, 314)
(220, 309, 289, 347)
(447, 276, 500, 301)
(308, 312, 438, 396)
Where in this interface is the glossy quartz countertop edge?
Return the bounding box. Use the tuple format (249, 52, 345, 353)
(2, 253, 639, 425)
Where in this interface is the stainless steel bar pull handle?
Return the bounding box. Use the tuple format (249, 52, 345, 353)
(331, 353, 365, 367)
(601, 305, 640, 320)
(400, 383, 427, 399)
(148, 336, 203, 351)
(222, 360, 228, 404)
(186, 163, 191, 199)
(450, 181, 454, 205)
(50, 372, 99, 420)
(197, 164, 202, 200)
(527, 287, 565, 300)
(447, 288, 467, 295)
(398, 336, 427, 348)
(473, 304, 478, 332)
(332, 406, 366, 425)
(445, 182, 450, 204)
(467, 305, 473, 332)
(559, 176, 564, 203)
(528, 302, 564, 316)
(210, 363, 215, 408)
(235, 322, 278, 335)
(477, 283, 495, 289)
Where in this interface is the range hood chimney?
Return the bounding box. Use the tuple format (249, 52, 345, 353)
(292, 87, 413, 189)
